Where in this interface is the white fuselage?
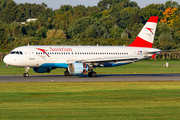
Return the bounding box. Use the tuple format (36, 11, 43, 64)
(3, 45, 160, 68)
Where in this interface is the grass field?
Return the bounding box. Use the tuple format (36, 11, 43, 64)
(0, 82, 180, 120)
(1, 60, 180, 75)
(1, 60, 180, 119)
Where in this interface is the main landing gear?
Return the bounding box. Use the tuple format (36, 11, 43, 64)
(23, 67, 30, 77)
(88, 71, 97, 77)
(64, 70, 73, 76)
(64, 70, 97, 77)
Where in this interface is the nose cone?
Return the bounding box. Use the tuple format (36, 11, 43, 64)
(3, 55, 10, 64)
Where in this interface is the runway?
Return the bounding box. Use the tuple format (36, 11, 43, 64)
(1, 74, 180, 82)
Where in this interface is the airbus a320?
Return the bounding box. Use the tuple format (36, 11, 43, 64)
(3, 16, 161, 77)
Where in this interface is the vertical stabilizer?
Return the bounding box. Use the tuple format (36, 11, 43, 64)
(128, 16, 158, 48)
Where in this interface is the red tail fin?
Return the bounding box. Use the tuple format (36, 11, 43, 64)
(128, 16, 158, 48)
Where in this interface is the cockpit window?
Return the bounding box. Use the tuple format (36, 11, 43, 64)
(10, 51, 23, 55)
(16, 51, 19, 54)
(10, 51, 16, 54)
(20, 51, 23, 55)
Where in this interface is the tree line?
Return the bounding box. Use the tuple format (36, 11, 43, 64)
(0, 0, 180, 52)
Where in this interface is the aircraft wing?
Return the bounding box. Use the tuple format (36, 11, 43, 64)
(67, 56, 140, 63)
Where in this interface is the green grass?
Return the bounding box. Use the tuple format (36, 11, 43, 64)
(0, 82, 180, 119)
(1, 60, 180, 75)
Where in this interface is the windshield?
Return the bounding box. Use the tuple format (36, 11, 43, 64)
(10, 51, 23, 55)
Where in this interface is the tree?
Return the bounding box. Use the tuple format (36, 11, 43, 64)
(57, 5, 73, 14)
(130, 23, 144, 39)
(38, 8, 53, 21)
(110, 26, 123, 38)
(35, 26, 48, 38)
(52, 13, 68, 30)
(130, 1, 138, 7)
(121, 31, 128, 38)
(47, 29, 66, 39)
(140, 3, 164, 22)
(160, 7, 178, 28)
(128, 11, 142, 29)
(97, 0, 134, 11)
(16, 3, 45, 22)
(85, 25, 98, 38)
(156, 22, 171, 37)
(100, 15, 116, 29)
(165, 1, 179, 9)
(172, 13, 180, 32)
(115, 9, 133, 29)
(0, 0, 12, 11)
(173, 31, 180, 44)
(158, 33, 173, 43)
(0, 1, 18, 23)
(38, 8, 53, 29)
(72, 5, 87, 20)
(67, 17, 97, 38)
(86, 6, 100, 17)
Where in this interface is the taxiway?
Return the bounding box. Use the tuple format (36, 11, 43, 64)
(0, 74, 180, 82)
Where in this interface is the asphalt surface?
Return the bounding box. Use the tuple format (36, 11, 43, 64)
(1, 74, 180, 83)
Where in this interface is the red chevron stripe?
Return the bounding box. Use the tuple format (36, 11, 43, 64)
(128, 36, 153, 48)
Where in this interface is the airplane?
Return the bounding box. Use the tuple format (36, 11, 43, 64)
(3, 16, 161, 77)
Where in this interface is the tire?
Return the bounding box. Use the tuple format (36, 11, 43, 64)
(91, 72, 97, 77)
(88, 72, 92, 77)
(64, 71, 69, 76)
(64, 71, 73, 76)
(88, 72, 97, 77)
(23, 73, 29, 77)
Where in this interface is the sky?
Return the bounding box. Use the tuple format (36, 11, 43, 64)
(14, 0, 180, 10)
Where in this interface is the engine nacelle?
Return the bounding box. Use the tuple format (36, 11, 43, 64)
(68, 63, 88, 75)
(33, 67, 51, 73)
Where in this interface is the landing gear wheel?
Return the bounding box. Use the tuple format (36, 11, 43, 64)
(23, 73, 29, 77)
(23, 67, 30, 77)
(88, 72, 92, 77)
(91, 72, 97, 77)
(64, 71, 73, 76)
(88, 72, 97, 77)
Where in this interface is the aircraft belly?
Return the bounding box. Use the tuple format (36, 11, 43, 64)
(40, 63, 68, 68)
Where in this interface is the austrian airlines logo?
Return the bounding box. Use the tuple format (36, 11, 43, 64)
(145, 27, 154, 35)
(36, 48, 50, 57)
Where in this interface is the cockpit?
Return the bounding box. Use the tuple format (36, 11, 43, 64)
(10, 51, 23, 55)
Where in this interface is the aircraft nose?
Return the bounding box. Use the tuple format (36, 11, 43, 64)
(3, 55, 10, 64)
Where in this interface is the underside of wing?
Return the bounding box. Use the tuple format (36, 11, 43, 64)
(67, 56, 140, 64)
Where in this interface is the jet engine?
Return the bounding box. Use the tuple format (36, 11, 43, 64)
(33, 67, 51, 73)
(68, 63, 88, 75)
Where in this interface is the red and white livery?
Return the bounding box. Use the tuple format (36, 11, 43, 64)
(128, 16, 158, 48)
(3, 16, 161, 77)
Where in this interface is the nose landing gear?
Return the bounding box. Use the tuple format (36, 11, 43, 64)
(23, 67, 30, 77)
